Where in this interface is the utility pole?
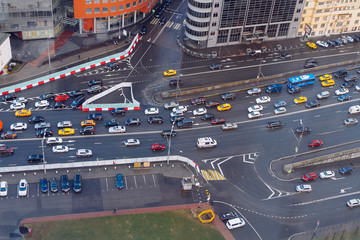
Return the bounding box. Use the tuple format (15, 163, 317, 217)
(166, 122, 175, 165)
(41, 134, 47, 174)
(256, 60, 265, 85)
(175, 74, 182, 101)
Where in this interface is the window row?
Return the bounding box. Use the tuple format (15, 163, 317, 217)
(185, 26, 208, 37)
(86, 0, 144, 5)
(186, 17, 210, 28)
(188, 0, 212, 9)
(187, 8, 211, 18)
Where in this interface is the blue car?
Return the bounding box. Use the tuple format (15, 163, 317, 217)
(327, 40, 335, 47)
(341, 81, 355, 88)
(87, 113, 103, 120)
(115, 174, 124, 189)
(339, 166, 352, 175)
(40, 178, 48, 193)
(333, 39, 341, 45)
(338, 94, 351, 102)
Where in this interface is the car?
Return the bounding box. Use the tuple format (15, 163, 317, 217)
(274, 107, 286, 115)
(151, 143, 165, 151)
(357, 68, 360, 74)
(36, 128, 53, 137)
(69, 90, 85, 97)
(80, 126, 96, 135)
(18, 179, 29, 197)
(211, 118, 226, 125)
(220, 211, 238, 221)
(87, 85, 102, 93)
(88, 113, 103, 120)
(327, 40, 336, 47)
(110, 108, 126, 115)
(172, 106, 187, 113)
(267, 121, 284, 129)
(288, 86, 301, 94)
(108, 126, 126, 134)
(10, 102, 25, 110)
(255, 96, 271, 104)
(52, 145, 69, 153)
(73, 174, 82, 193)
(221, 92, 236, 100)
(76, 149, 93, 158)
(341, 82, 355, 88)
(304, 62, 317, 68)
(169, 79, 183, 87)
(0, 181, 8, 197)
(88, 79, 103, 87)
(205, 101, 220, 108)
(170, 110, 184, 117)
(334, 69, 348, 78)
(170, 115, 185, 123)
(34, 122, 51, 130)
(159, 16, 166, 25)
(60, 175, 70, 192)
(316, 40, 329, 48)
(81, 120, 96, 127)
(274, 101, 286, 108)
(279, 53, 293, 60)
(57, 121, 72, 128)
(163, 69, 176, 76)
(356, 84, 360, 91)
(335, 88, 349, 95)
(50, 102, 67, 109)
(247, 88, 261, 95)
(193, 108, 207, 116)
(319, 171, 335, 179)
(321, 80, 335, 87)
(46, 137, 63, 145)
(164, 101, 179, 109)
(340, 38, 348, 44)
(343, 35, 354, 43)
(217, 103, 231, 111)
(58, 128, 75, 136)
(209, 63, 223, 70)
(294, 96, 307, 104)
(104, 119, 118, 127)
(147, 116, 164, 124)
(309, 139, 323, 147)
(154, 9, 163, 18)
(0, 146, 14, 155)
(124, 139, 140, 146)
(222, 123, 238, 130)
(226, 217, 245, 230)
(50, 177, 58, 193)
(115, 174, 124, 189)
(28, 116, 45, 123)
(12, 96, 27, 103)
(344, 118, 358, 125)
(27, 154, 43, 163)
(35, 100, 49, 108)
(55, 94, 69, 102)
(191, 97, 206, 105)
(248, 105, 263, 112)
(161, 130, 176, 137)
(125, 118, 141, 126)
(15, 109, 31, 117)
(1, 131, 16, 139)
(139, 25, 147, 35)
(302, 172, 318, 181)
(316, 91, 330, 99)
(305, 100, 320, 108)
(201, 113, 215, 121)
(306, 42, 317, 49)
(144, 107, 159, 115)
(347, 199, 360, 208)
(296, 184, 312, 192)
(105, 62, 119, 71)
(2, 93, 16, 102)
(319, 74, 332, 81)
(40, 92, 54, 100)
(10, 122, 27, 131)
(338, 94, 351, 102)
(248, 111, 261, 119)
(40, 178, 48, 193)
(339, 166, 353, 175)
(306, 58, 319, 64)
(71, 96, 85, 109)
(352, 36, 360, 42)
(344, 75, 358, 82)
(295, 126, 311, 134)
(332, 39, 342, 45)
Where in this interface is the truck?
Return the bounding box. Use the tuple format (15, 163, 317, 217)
(181, 177, 194, 191)
(265, 84, 282, 93)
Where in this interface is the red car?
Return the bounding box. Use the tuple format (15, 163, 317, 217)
(151, 143, 165, 151)
(55, 94, 69, 102)
(191, 97, 206, 105)
(211, 118, 226, 125)
(309, 140, 323, 147)
(205, 101, 220, 108)
(302, 172, 318, 181)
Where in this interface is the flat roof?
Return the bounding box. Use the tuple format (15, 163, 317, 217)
(0, 33, 10, 45)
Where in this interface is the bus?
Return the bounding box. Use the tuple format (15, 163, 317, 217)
(287, 74, 316, 88)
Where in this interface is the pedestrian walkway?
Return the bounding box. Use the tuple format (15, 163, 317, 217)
(150, 18, 182, 30)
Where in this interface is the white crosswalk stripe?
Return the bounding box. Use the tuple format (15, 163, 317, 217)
(173, 23, 181, 30)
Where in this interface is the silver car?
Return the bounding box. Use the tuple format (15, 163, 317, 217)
(57, 121, 73, 128)
(222, 123, 238, 130)
(164, 101, 179, 109)
(274, 107, 286, 115)
(76, 149, 93, 158)
(34, 122, 51, 130)
(124, 139, 140, 146)
(296, 184, 312, 192)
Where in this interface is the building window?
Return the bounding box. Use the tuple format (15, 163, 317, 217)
(298, 32, 303, 36)
(94, 8, 100, 13)
(103, 7, 108, 13)
(103, 0, 108, 2)
(294, 18, 298, 22)
(111, 6, 116, 12)
(323, 16, 327, 20)
(213, 12, 218, 17)
(111, 0, 116, 2)
(321, 24, 325, 28)
(119, 5, 124, 10)
(214, 2, 219, 7)
(301, 17, 304, 21)
(94, 0, 100, 3)
(86, 0, 92, 4)
(319, 2, 324, 5)
(86, 8, 92, 14)
(355, 20, 359, 24)
(212, 22, 216, 26)
(139, 0, 142, 3)
(133, 1, 137, 6)
(299, 25, 303, 29)
(210, 31, 215, 35)
(313, 24, 317, 28)
(299, 0, 303, 3)
(315, 17, 319, 21)
(316, 10, 322, 13)
(217, 29, 228, 43)
(126, 3, 131, 8)
(296, 8, 301, 13)
(278, 23, 290, 36)
(357, 12, 360, 16)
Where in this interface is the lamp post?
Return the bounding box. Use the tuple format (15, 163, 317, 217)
(47, 37, 52, 72)
(293, 118, 304, 162)
(175, 74, 182, 101)
(166, 122, 175, 165)
(256, 60, 265, 85)
(41, 133, 47, 174)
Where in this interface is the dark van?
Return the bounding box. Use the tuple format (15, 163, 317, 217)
(266, 84, 282, 93)
(334, 69, 348, 78)
(177, 119, 193, 128)
(71, 96, 85, 109)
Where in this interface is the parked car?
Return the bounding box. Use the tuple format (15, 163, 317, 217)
(18, 179, 28, 197)
(40, 178, 48, 193)
(115, 174, 124, 189)
(61, 175, 70, 192)
(50, 177, 58, 193)
(339, 166, 353, 175)
(73, 174, 82, 193)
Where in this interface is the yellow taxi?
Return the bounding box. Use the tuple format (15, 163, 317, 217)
(319, 74, 332, 81)
(217, 103, 232, 111)
(163, 69, 177, 76)
(58, 128, 75, 136)
(294, 96, 307, 104)
(306, 42, 317, 49)
(81, 120, 96, 127)
(321, 80, 335, 87)
(15, 109, 31, 117)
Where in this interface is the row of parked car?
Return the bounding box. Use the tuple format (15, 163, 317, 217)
(307, 34, 360, 49)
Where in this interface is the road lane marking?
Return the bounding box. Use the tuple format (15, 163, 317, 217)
(290, 190, 360, 206)
(134, 175, 137, 188)
(318, 129, 345, 135)
(152, 174, 157, 188)
(143, 175, 146, 186)
(125, 176, 128, 190)
(105, 177, 109, 191)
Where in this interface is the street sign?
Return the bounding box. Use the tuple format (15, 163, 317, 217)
(123, 29, 127, 36)
(305, 24, 312, 35)
(295, 147, 298, 153)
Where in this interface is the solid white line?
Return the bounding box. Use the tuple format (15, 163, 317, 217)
(217, 157, 233, 177)
(210, 158, 220, 169)
(143, 175, 146, 186)
(134, 175, 137, 188)
(318, 129, 344, 135)
(290, 190, 360, 206)
(105, 177, 109, 191)
(125, 176, 128, 190)
(152, 174, 157, 188)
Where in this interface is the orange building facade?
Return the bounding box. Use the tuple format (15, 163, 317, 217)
(74, 0, 158, 33)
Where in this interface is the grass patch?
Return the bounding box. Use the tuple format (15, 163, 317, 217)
(24, 209, 225, 240)
(316, 228, 360, 240)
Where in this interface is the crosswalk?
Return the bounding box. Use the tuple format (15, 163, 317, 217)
(201, 169, 226, 181)
(150, 18, 182, 30)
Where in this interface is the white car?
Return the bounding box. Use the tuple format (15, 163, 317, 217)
(255, 96, 271, 104)
(193, 108, 207, 116)
(164, 101, 179, 109)
(347, 199, 360, 208)
(124, 138, 140, 146)
(172, 105, 187, 113)
(356, 84, 360, 91)
(46, 137, 63, 145)
(18, 179, 28, 197)
(52, 145, 69, 153)
(344, 118, 358, 125)
(274, 107, 286, 115)
(296, 184, 312, 192)
(10, 102, 25, 110)
(226, 217, 245, 230)
(316, 40, 329, 48)
(34, 122, 51, 130)
(222, 123, 238, 130)
(247, 88, 261, 95)
(170, 110, 183, 117)
(248, 112, 261, 119)
(10, 122, 27, 131)
(316, 91, 330, 99)
(109, 126, 126, 134)
(343, 36, 354, 43)
(35, 100, 49, 108)
(319, 170, 335, 179)
(57, 121, 73, 128)
(144, 107, 159, 115)
(335, 88, 349, 96)
(0, 181, 8, 197)
(13, 97, 27, 104)
(76, 149, 93, 158)
(248, 105, 263, 113)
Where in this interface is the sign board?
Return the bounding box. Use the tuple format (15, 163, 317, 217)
(123, 29, 127, 36)
(305, 24, 312, 35)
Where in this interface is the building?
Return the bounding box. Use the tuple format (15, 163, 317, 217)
(298, 0, 360, 38)
(0, 33, 12, 72)
(184, 0, 305, 49)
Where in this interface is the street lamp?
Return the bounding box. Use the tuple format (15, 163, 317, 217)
(47, 37, 52, 72)
(166, 122, 176, 165)
(256, 60, 265, 84)
(293, 119, 304, 162)
(41, 134, 47, 174)
(175, 74, 182, 101)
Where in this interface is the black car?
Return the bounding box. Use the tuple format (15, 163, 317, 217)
(80, 126, 96, 135)
(36, 128, 53, 137)
(201, 113, 215, 120)
(267, 121, 284, 129)
(2, 93, 16, 102)
(111, 108, 126, 115)
(105, 119, 119, 127)
(27, 154, 44, 163)
(344, 75, 358, 82)
(88, 113, 103, 120)
(50, 177, 58, 193)
(220, 212, 238, 221)
(161, 130, 176, 137)
(305, 100, 320, 108)
(71, 96, 85, 109)
(209, 63, 223, 70)
(69, 90, 85, 97)
(147, 116, 164, 124)
(341, 81, 355, 88)
(50, 102, 67, 109)
(170, 115, 185, 123)
(169, 79, 182, 87)
(125, 118, 141, 126)
(159, 16, 166, 25)
(295, 126, 311, 134)
(221, 92, 236, 100)
(40, 92, 54, 100)
(61, 175, 70, 192)
(139, 26, 147, 35)
(73, 174, 82, 193)
(304, 62, 317, 68)
(105, 62, 119, 71)
(88, 79, 103, 87)
(29, 116, 45, 123)
(306, 58, 319, 64)
(334, 69, 348, 78)
(154, 9, 163, 18)
(288, 86, 301, 94)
